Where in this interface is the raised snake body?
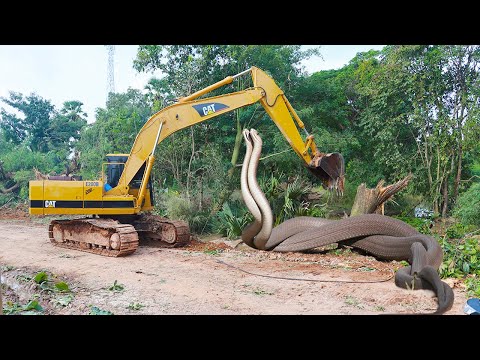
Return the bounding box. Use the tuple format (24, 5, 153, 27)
(240, 129, 454, 314)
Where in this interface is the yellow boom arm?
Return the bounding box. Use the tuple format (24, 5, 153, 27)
(108, 67, 344, 203)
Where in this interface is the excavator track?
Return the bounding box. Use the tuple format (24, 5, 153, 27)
(49, 218, 139, 257)
(129, 213, 191, 247)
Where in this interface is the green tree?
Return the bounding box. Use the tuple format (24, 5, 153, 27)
(51, 100, 88, 148)
(144, 77, 175, 113)
(347, 45, 480, 217)
(441, 46, 480, 203)
(77, 89, 151, 179)
(0, 94, 88, 199)
(454, 182, 480, 226)
(48, 101, 88, 170)
(0, 92, 55, 152)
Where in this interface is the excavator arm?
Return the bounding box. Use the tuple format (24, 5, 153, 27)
(108, 66, 345, 207)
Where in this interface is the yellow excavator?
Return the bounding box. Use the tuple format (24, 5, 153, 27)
(29, 66, 345, 257)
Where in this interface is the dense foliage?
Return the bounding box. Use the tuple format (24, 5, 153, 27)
(0, 95, 87, 203)
(454, 183, 480, 226)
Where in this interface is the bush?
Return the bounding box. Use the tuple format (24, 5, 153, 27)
(439, 236, 480, 296)
(0, 193, 15, 206)
(445, 222, 472, 239)
(259, 174, 325, 226)
(465, 276, 480, 297)
(393, 215, 433, 235)
(155, 191, 211, 234)
(298, 203, 328, 218)
(212, 174, 328, 238)
(454, 182, 480, 226)
(439, 237, 480, 277)
(0, 145, 73, 200)
(213, 202, 253, 239)
(162, 192, 192, 219)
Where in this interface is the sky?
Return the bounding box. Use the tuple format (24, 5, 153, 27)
(0, 45, 384, 123)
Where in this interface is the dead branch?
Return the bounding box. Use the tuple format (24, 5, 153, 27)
(350, 173, 413, 216)
(33, 168, 48, 180)
(374, 173, 413, 210)
(0, 183, 20, 194)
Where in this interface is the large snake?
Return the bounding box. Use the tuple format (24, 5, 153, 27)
(240, 129, 454, 314)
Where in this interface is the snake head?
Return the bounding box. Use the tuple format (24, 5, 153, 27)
(249, 128, 262, 146)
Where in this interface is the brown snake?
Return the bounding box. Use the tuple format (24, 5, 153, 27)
(240, 129, 454, 314)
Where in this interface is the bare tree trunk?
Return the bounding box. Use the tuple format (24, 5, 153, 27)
(453, 142, 462, 201)
(228, 112, 243, 177)
(433, 200, 439, 216)
(186, 127, 195, 200)
(199, 175, 203, 209)
(351, 184, 384, 216)
(441, 178, 449, 218)
(0, 183, 20, 194)
(350, 174, 413, 216)
(0, 162, 5, 181)
(434, 146, 441, 214)
(441, 154, 456, 218)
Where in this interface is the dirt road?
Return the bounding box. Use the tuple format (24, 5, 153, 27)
(0, 218, 468, 315)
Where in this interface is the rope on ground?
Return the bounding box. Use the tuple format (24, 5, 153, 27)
(215, 259, 395, 284)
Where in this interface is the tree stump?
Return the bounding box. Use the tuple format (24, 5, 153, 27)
(350, 174, 413, 216)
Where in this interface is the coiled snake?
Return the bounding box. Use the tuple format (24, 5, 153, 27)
(240, 129, 454, 314)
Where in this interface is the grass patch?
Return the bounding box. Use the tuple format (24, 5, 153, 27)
(3, 298, 44, 315)
(108, 280, 125, 292)
(203, 249, 221, 256)
(89, 306, 113, 315)
(52, 294, 74, 307)
(329, 247, 353, 256)
(251, 287, 274, 296)
(127, 302, 145, 311)
(358, 266, 376, 272)
(1, 265, 15, 272)
(344, 295, 364, 309)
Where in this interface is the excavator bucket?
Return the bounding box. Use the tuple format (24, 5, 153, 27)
(308, 152, 345, 196)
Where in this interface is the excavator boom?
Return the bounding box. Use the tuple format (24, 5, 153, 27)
(110, 66, 345, 199)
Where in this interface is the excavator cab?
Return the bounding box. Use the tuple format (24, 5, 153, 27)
(104, 154, 129, 190)
(104, 154, 155, 209)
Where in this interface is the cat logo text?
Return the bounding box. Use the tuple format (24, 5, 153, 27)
(45, 200, 57, 208)
(192, 102, 229, 117)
